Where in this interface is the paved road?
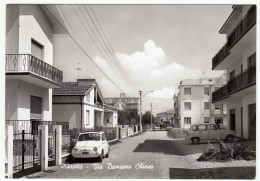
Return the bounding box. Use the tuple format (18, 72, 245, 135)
(26, 131, 256, 179)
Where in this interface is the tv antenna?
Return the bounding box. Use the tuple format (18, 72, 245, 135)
(75, 62, 82, 79)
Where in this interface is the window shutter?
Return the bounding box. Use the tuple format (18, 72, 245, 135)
(31, 39, 43, 60)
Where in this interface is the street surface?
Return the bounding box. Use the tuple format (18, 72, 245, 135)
(26, 131, 256, 179)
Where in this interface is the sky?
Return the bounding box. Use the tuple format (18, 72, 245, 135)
(53, 4, 233, 114)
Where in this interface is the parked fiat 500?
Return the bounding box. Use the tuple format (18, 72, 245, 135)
(71, 131, 110, 162)
(186, 123, 236, 144)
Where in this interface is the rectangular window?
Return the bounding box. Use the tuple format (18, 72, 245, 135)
(204, 87, 210, 95)
(204, 102, 209, 109)
(84, 110, 89, 126)
(215, 103, 220, 109)
(184, 117, 191, 124)
(248, 53, 256, 68)
(184, 102, 191, 110)
(31, 39, 44, 60)
(204, 117, 210, 123)
(86, 94, 90, 101)
(184, 88, 191, 95)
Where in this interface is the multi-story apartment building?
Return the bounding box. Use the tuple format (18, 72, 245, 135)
(212, 5, 256, 140)
(5, 5, 64, 132)
(176, 76, 227, 129)
(104, 92, 140, 111)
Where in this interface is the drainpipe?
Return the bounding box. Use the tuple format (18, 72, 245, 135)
(80, 96, 83, 131)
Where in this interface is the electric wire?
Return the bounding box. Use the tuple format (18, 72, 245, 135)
(42, 5, 124, 92)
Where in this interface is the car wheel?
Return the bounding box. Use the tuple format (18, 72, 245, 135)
(70, 155, 76, 163)
(98, 150, 104, 162)
(225, 135, 234, 143)
(192, 137, 200, 144)
(105, 147, 110, 158)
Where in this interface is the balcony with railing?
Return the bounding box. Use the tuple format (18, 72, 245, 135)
(212, 64, 256, 103)
(5, 54, 63, 88)
(212, 5, 256, 69)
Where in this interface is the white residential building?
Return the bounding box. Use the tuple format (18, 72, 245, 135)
(176, 76, 227, 129)
(5, 5, 64, 132)
(52, 79, 118, 130)
(212, 5, 256, 140)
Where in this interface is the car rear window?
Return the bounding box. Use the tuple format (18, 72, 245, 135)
(78, 133, 100, 141)
(198, 125, 208, 131)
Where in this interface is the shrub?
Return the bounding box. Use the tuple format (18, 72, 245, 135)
(197, 141, 256, 162)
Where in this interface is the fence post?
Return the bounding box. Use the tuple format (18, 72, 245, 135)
(39, 125, 48, 171)
(53, 125, 62, 166)
(5, 125, 13, 178)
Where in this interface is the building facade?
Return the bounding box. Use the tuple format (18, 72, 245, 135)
(104, 92, 140, 111)
(156, 112, 168, 124)
(5, 5, 64, 132)
(212, 5, 256, 140)
(52, 79, 118, 130)
(176, 76, 227, 129)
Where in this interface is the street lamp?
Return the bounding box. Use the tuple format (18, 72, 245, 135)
(139, 90, 153, 132)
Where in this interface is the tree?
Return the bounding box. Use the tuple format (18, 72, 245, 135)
(118, 109, 139, 125)
(142, 111, 155, 125)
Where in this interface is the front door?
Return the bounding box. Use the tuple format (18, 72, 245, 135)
(249, 104, 256, 140)
(230, 109, 236, 131)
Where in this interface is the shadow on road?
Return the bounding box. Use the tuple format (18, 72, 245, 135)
(169, 167, 256, 179)
(133, 139, 187, 155)
(65, 155, 102, 164)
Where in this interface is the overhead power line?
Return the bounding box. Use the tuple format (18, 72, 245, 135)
(74, 5, 133, 90)
(87, 5, 137, 90)
(42, 5, 124, 92)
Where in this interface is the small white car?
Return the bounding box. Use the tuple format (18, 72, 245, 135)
(186, 123, 236, 144)
(71, 131, 110, 162)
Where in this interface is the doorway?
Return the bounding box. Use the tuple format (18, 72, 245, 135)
(230, 109, 236, 131)
(248, 103, 256, 140)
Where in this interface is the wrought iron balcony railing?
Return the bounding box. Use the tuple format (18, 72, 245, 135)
(5, 54, 63, 85)
(212, 84, 228, 103)
(212, 64, 256, 103)
(212, 5, 256, 69)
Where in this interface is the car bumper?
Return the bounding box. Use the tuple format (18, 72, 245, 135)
(72, 150, 100, 158)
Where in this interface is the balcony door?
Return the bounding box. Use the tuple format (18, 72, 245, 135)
(229, 109, 236, 131)
(248, 103, 256, 140)
(30, 96, 42, 120)
(31, 39, 44, 60)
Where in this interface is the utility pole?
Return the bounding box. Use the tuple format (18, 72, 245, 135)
(150, 103, 153, 129)
(139, 90, 142, 132)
